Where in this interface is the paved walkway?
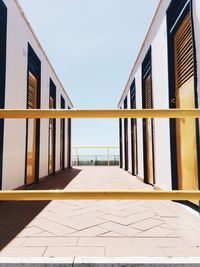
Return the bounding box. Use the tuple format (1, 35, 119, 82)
(0, 167, 200, 257)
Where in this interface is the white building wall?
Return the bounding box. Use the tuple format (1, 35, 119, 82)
(118, 0, 171, 107)
(119, 67, 144, 179)
(135, 68, 144, 179)
(119, 0, 200, 190)
(118, 0, 174, 189)
(39, 65, 49, 179)
(151, 16, 172, 189)
(2, 0, 72, 189)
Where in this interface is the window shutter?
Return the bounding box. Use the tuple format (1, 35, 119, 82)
(145, 75, 152, 109)
(28, 72, 37, 109)
(174, 13, 193, 89)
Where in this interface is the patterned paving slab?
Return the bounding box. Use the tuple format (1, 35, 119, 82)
(0, 167, 200, 257)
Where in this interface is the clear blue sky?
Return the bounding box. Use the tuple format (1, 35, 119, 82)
(18, 0, 159, 154)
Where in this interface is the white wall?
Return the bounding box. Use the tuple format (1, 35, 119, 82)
(119, 67, 144, 179)
(135, 68, 144, 179)
(2, 0, 72, 189)
(151, 16, 172, 189)
(119, 0, 200, 190)
(118, 0, 174, 189)
(118, 0, 171, 107)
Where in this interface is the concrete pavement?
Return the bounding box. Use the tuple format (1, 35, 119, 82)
(0, 167, 200, 257)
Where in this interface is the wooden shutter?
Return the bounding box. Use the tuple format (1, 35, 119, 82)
(145, 75, 152, 109)
(28, 72, 37, 109)
(174, 13, 193, 89)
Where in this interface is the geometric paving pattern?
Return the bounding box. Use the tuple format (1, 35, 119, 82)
(0, 166, 200, 257)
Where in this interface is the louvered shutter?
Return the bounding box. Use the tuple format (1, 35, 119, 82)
(145, 75, 152, 109)
(174, 13, 193, 89)
(28, 72, 37, 109)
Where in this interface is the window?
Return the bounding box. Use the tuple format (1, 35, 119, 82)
(130, 79, 138, 176)
(142, 48, 155, 185)
(167, 0, 199, 195)
(49, 79, 56, 175)
(25, 44, 41, 186)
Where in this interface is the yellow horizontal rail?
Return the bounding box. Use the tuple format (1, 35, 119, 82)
(0, 109, 199, 202)
(0, 109, 200, 119)
(72, 146, 119, 149)
(0, 190, 200, 201)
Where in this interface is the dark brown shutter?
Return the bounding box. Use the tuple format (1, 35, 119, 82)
(28, 72, 37, 109)
(145, 75, 152, 109)
(174, 13, 193, 89)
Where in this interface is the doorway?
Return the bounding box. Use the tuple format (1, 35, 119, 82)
(25, 44, 41, 187)
(26, 72, 38, 185)
(174, 13, 198, 190)
(48, 79, 56, 175)
(130, 80, 138, 176)
(142, 48, 155, 185)
(124, 97, 129, 171)
(167, 0, 199, 196)
(60, 96, 65, 170)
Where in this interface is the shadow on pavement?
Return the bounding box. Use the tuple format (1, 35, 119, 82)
(0, 167, 81, 250)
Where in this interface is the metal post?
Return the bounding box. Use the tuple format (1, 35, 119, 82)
(75, 147, 78, 166)
(108, 147, 110, 166)
(1, 190, 200, 201)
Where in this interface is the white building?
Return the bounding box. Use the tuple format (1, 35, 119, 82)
(118, 0, 200, 205)
(0, 0, 73, 190)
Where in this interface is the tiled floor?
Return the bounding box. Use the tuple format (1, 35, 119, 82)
(0, 166, 200, 257)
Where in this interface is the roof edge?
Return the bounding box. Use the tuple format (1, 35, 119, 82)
(117, 0, 163, 108)
(14, 0, 73, 108)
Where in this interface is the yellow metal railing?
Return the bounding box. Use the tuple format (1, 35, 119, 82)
(0, 108, 200, 201)
(0, 109, 200, 118)
(72, 146, 119, 166)
(0, 190, 200, 201)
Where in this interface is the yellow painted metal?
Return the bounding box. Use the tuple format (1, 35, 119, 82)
(72, 146, 118, 166)
(0, 190, 200, 201)
(146, 118, 154, 185)
(73, 146, 119, 149)
(108, 147, 110, 166)
(174, 13, 198, 205)
(1, 109, 200, 119)
(0, 108, 200, 202)
(75, 147, 78, 166)
(176, 78, 198, 191)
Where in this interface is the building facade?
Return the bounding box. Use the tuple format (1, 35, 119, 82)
(118, 0, 200, 200)
(0, 0, 73, 190)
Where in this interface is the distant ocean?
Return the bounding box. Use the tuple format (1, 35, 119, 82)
(72, 154, 119, 161)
